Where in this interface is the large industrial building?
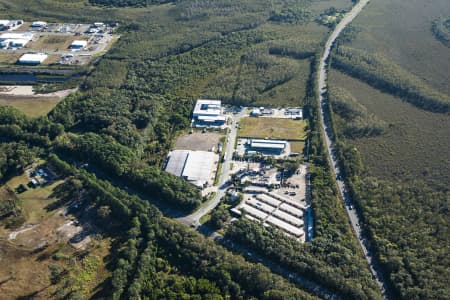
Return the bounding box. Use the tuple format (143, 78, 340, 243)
(165, 150, 217, 188)
(0, 32, 33, 48)
(248, 139, 288, 155)
(192, 99, 226, 127)
(70, 40, 88, 50)
(18, 53, 48, 65)
(0, 20, 23, 31)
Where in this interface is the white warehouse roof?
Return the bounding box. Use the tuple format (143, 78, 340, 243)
(182, 151, 216, 187)
(250, 139, 287, 150)
(165, 150, 217, 188)
(165, 150, 189, 177)
(0, 32, 33, 40)
(266, 216, 304, 238)
(193, 99, 222, 117)
(251, 142, 286, 150)
(70, 40, 88, 48)
(31, 21, 47, 27)
(18, 53, 48, 64)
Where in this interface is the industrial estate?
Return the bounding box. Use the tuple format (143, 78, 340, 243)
(165, 99, 310, 241)
(1, 0, 447, 299)
(0, 19, 116, 65)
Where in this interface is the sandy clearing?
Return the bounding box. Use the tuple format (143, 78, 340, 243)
(0, 85, 77, 98)
(8, 224, 39, 241)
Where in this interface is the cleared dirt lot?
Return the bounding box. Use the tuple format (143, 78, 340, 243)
(174, 131, 224, 151)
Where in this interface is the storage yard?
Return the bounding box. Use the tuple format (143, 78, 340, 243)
(230, 163, 308, 240)
(232, 189, 306, 240)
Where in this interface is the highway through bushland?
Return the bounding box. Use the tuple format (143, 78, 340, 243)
(317, 0, 392, 299)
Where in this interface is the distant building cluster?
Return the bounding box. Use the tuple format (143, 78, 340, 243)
(0, 19, 117, 66)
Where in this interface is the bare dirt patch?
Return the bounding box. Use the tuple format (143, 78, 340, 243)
(174, 131, 224, 151)
(0, 86, 76, 117)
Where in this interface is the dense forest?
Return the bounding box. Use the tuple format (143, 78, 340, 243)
(328, 38, 450, 298)
(46, 155, 318, 299)
(329, 125, 450, 299)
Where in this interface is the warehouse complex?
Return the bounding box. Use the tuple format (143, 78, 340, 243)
(166, 103, 309, 241)
(165, 150, 218, 188)
(192, 99, 227, 127)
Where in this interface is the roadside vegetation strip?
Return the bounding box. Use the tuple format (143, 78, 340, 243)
(431, 17, 450, 48)
(332, 46, 450, 114)
(317, 0, 392, 298)
(238, 117, 307, 141)
(328, 86, 386, 138)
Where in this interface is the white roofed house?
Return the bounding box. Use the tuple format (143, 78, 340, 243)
(192, 99, 227, 127)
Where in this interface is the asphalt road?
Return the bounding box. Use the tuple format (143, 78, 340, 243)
(177, 109, 247, 227)
(317, 0, 392, 299)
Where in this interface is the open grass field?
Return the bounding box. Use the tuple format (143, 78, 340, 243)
(0, 52, 22, 64)
(330, 70, 450, 186)
(27, 35, 86, 52)
(0, 96, 61, 117)
(174, 131, 224, 152)
(238, 117, 307, 141)
(290, 141, 305, 154)
(348, 0, 450, 95)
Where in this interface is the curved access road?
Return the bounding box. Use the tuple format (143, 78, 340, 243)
(177, 109, 247, 227)
(318, 0, 391, 299)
